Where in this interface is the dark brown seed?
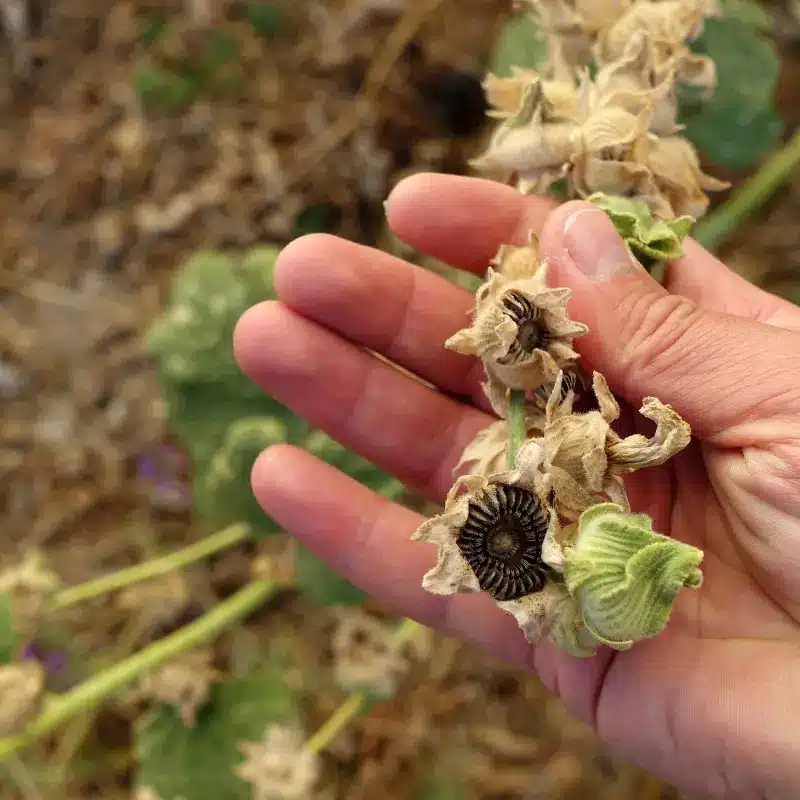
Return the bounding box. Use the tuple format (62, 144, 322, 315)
(456, 485, 551, 601)
(499, 289, 549, 365)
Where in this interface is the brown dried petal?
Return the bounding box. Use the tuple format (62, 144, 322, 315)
(597, 0, 709, 66)
(495, 580, 571, 643)
(484, 71, 580, 121)
(593, 35, 680, 135)
(647, 136, 729, 219)
(607, 396, 692, 472)
(471, 120, 579, 177)
(490, 236, 544, 280)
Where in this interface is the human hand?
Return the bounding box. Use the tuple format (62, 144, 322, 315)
(233, 173, 800, 798)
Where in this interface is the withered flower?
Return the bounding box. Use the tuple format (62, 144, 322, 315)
(541, 371, 692, 518)
(593, 35, 680, 135)
(236, 724, 320, 800)
(646, 135, 729, 219)
(595, 0, 717, 93)
(484, 69, 581, 123)
(521, 0, 636, 67)
(570, 99, 665, 212)
(130, 648, 221, 727)
(446, 245, 588, 400)
(331, 607, 409, 698)
(470, 80, 579, 192)
(413, 473, 556, 601)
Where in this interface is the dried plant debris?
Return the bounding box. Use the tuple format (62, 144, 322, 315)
(0, 661, 45, 736)
(129, 647, 222, 726)
(235, 723, 320, 800)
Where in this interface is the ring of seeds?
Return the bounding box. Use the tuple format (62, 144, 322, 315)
(456, 485, 551, 601)
(498, 289, 550, 365)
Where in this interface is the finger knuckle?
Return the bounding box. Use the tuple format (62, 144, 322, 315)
(616, 286, 701, 388)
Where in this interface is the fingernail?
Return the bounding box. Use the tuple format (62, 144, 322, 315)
(563, 207, 639, 281)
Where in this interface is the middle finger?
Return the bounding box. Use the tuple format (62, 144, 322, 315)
(273, 232, 485, 405)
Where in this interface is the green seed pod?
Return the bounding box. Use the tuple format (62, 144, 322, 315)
(563, 503, 703, 650)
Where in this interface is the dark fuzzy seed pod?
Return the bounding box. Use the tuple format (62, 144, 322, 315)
(499, 289, 550, 365)
(456, 485, 551, 601)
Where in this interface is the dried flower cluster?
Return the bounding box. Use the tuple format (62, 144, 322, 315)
(0, 550, 61, 630)
(235, 723, 320, 800)
(411, 0, 713, 657)
(129, 648, 221, 727)
(331, 608, 411, 698)
(0, 661, 45, 737)
(473, 0, 728, 221)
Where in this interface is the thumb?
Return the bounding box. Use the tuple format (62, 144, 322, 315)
(538, 201, 800, 444)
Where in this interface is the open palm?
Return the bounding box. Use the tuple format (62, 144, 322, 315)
(234, 173, 800, 798)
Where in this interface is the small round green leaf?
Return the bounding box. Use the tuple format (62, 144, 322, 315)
(682, 17, 783, 169)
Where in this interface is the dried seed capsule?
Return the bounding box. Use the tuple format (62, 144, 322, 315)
(457, 485, 551, 601)
(500, 290, 551, 363)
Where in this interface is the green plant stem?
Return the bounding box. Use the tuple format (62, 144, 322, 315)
(0, 580, 276, 761)
(506, 389, 527, 469)
(693, 129, 800, 250)
(304, 617, 421, 755)
(49, 523, 250, 611)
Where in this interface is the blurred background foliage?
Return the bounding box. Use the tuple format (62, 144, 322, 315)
(0, 0, 799, 798)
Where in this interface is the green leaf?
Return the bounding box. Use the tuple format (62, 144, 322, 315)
(148, 251, 249, 384)
(134, 65, 200, 111)
(720, 0, 772, 31)
(161, 375, 302, 472)
(239, 244, 281, 302)
(138, 11, 169, 46)
(682, 18, 782, 169)
(292, 203, 341, 239)
(294, 545, 367, 606)
(588, 193, 693, 279)
(414, 773, 469, 800)
(683, 102, 783, 172)
(247, 2, 284, 37)
(304, 430, 405, 501)
(135, 665, 297, 800)
(489, 11, 548, 78)
(196, 417, 290, 537)
(0, 593, 16, 665)
(563, 503, 704, 651)
(208, 31, 239, 67)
